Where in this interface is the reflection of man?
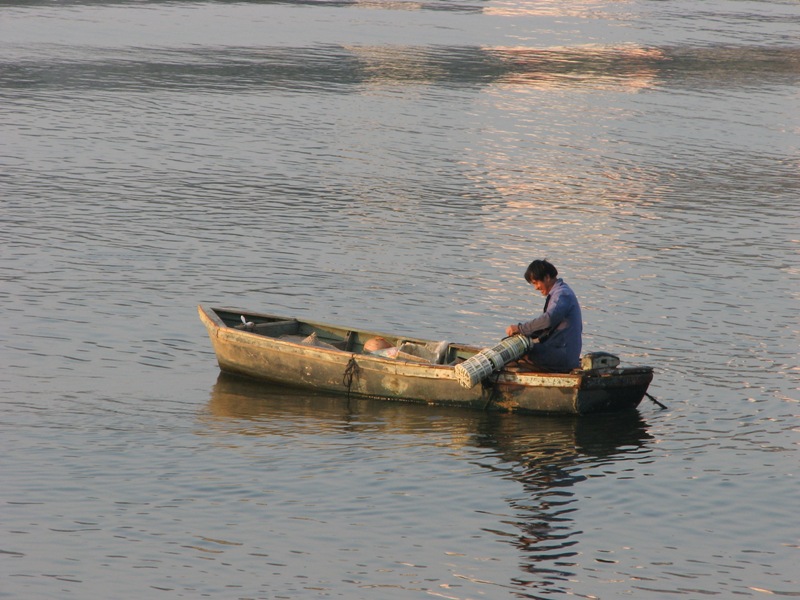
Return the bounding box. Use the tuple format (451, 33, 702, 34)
(506, 260, 582, 373)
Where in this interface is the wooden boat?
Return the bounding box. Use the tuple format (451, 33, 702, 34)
(198, 305, 654, 415)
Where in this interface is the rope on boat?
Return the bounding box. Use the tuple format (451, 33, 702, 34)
(343, 355, 360, 399)
(482, 370, 502, 411)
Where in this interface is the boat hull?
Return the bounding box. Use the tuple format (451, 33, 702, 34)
(198, 305, 653, 415)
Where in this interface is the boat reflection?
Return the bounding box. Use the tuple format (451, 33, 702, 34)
(205, 372, 652, 448)
(468, 409, 653, 583)
(203, 373, 654, 586)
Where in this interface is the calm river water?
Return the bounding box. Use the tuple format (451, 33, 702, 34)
(2, 1, 798, 598)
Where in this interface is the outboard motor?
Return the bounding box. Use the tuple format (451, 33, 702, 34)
(580, 352, 620, 371)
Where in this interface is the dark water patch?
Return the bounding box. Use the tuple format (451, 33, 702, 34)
(3, 44, 799, 93)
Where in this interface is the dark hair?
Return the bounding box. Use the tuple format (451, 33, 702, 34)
(524, 259, 558, 283)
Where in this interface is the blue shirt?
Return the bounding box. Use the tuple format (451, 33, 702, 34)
(518, 279, 583, 371)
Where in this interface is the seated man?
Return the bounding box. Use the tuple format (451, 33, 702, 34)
(505, 259, 582, 373)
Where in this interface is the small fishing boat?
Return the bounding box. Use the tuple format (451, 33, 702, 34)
(198, 305, 654, 415)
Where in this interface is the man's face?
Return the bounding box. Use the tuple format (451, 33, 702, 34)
(531, 275, 554, 296)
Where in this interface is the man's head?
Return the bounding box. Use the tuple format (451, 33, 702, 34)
(524, 259, 558, 296)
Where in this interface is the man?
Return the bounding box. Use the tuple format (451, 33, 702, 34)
(505, 259, 583, 373)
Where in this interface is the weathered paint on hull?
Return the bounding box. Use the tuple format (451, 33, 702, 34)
(198, 305, 653, 415)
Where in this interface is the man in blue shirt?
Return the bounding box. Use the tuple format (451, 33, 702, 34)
(505, 260, 583, 373)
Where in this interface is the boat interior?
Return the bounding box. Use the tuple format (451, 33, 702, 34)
(216, 308, 466, 365)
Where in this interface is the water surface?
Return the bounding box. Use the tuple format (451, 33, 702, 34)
(2, 0, 798, 598)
